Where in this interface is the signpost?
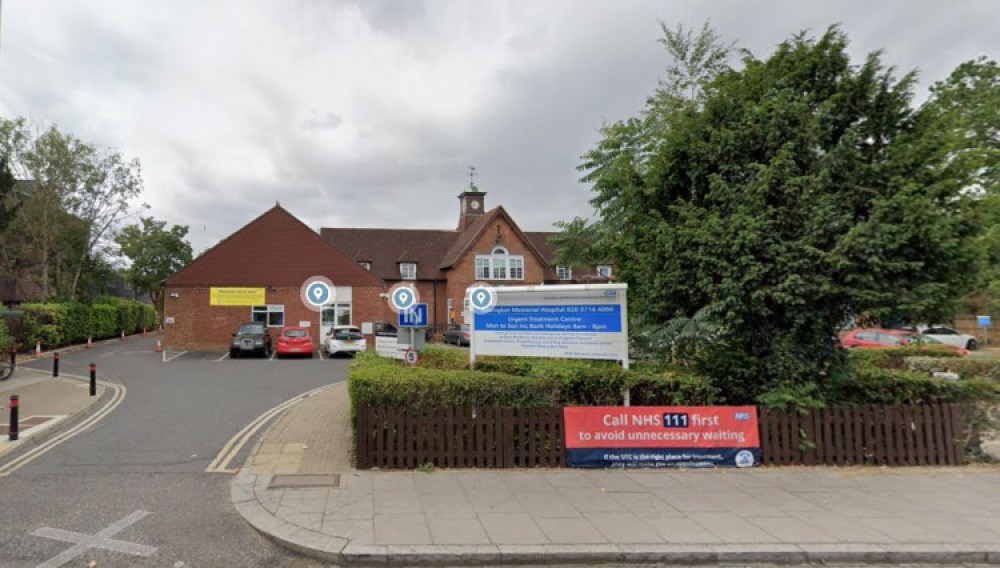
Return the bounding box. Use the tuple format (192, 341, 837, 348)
(978, 315, 992, 347)
(398, 304, 428, 328)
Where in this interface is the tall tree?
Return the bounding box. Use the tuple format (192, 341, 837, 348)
(0, 157, 19, 234)
(114, 217, 193, 309)
(0, 117, 144, 298)
(573, 26, 977, 402)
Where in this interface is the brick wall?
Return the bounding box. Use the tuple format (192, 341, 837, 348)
(164, 285, 385, 351)
(445, 216, 547, 325)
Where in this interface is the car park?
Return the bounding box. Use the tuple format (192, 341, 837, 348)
(921, 326, 978, 350)
(229, 322, 272, 358)
(325, 325, 366, 356)
(276, 326, 314, 358)
(840, 328, 969, 355)
(443, 324, 470, 346)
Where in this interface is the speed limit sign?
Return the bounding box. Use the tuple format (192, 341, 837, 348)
(404, 348, 419, 366)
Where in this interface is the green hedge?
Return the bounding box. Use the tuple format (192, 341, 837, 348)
(847, 347, 960, 370)
(350, 348, 718, 409)
(3, 300, 156, 350)
(822, 367, 997, 405)
(905, 356, 1000, 381)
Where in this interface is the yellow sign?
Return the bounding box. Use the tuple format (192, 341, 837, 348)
(210, 287, 266, 306)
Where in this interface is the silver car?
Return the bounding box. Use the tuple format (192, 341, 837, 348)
(921, 326, 978, 350)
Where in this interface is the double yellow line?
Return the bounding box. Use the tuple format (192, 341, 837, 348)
(205, 385, 329, 474)
(0, 377, 126, 477)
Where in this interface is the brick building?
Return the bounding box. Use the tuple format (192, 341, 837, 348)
(322, 189, 613, 335)
(162, 205, 383, 350)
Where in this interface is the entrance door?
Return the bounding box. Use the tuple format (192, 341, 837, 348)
(321, 303, 352, 339)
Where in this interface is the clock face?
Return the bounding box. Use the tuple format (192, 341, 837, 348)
(470, 200, 480, 210)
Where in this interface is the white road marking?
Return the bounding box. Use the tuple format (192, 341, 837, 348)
(33, 510, 156, 568)
(164, 351, 187, 362)
(204, 385, 330, 473)
(0, 378, 126, 477)
(215, 352, 229, 362)
(317, 349, 324, 361)
(269, 351, 276, 361)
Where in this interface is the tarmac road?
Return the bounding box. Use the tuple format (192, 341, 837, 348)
(0, 334, 344, 567)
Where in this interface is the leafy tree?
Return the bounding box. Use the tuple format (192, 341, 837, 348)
(0, 117, 144, 299)
(0, 157, 19, 233)
(916, 58, 1000, 311)
(114, 217, 193, 310)
(571, 26, 977, 402)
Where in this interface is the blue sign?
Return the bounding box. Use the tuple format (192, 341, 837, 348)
(474, 305, 622, 333)
(399, 304, 428, 328)
(978, 315, 992, 327)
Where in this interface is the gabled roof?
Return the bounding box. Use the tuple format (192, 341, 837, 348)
(438, 206, 550, 270)
(165, 205, 383, 288)
(321, 228, 457, 281)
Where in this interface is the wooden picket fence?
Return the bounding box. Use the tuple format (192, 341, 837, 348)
(758, 404, 965, 466)
(354, 403, 966, 469)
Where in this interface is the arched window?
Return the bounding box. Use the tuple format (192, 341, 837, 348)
(475, 247, 524, 280)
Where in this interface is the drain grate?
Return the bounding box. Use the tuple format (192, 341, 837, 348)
(268, 474, 341, 489)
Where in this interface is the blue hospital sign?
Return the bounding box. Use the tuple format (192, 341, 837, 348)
(470, 284, 628, 362)
(399, 304, 428, 328)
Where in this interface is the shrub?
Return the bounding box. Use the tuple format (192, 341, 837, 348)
(847, 347, 960, 370)
(822, 367, 997, 405)
(63, 302, 91, 345)
(89, 304, 118, 339)
(905, 356, 1000, 381)
(0, 320, 12, 352)
(20, 303, 68, 348)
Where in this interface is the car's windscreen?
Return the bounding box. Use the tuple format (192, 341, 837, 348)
(334, 329, 363, 340)
(284, 329, 308, 338)
(238, 324, 265, 334)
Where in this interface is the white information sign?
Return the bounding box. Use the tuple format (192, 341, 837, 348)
(471, 284, 628, 366)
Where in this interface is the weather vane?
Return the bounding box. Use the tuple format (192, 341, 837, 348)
(468, 166, 477, 190)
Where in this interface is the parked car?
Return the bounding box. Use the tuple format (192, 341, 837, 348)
(230, 322, 272, 358)
(374, 321, 431, 340)
(325, 325, 366, 356)
(921, 326, 978, 350)
(443, 324, 470, 346)
(840, 328, 969, 356)
(276, 326, 314, 358)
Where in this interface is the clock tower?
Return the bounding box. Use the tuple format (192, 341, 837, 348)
(457, 189, 487, 231)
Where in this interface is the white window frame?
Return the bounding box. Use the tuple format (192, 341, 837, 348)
(252, 304, 285, 327)
(556, 265, 572, 280)
(597, 265, 613, 278)
(474, 246, 525, 281)
(400, 262, 417, 280)
(322, 303, 352, 326)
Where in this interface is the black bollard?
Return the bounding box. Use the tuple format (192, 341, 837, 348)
(89, 363, 96, 396)
(8, 395, 18, 441)
(53, 352, 60, 377)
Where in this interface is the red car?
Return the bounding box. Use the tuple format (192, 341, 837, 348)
(840, 328, 968, 356)
(276, 326, 314, 358)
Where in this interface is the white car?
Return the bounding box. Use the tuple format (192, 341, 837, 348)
(920, 326, 978, 350)
(325, 325, 366, 356)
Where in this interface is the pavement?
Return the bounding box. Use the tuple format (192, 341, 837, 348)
(0, 353, 109, 462)
(232, 382, 1000, 566)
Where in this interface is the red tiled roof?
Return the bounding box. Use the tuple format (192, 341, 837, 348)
(165, 205, 383, 288)
(320, 228, 458, 281)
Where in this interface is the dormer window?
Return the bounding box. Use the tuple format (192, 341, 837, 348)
(400, 263, 416, 280)
(359, 261, 372, 271)
(597, 265, 613, 278)
(475, 247, 524, 280)
(556, 265, 572, 280)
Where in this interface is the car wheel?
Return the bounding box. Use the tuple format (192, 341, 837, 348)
(230, 350, 239, 359)
(967, 339, 978, 350)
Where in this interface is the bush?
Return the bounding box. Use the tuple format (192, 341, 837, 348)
(822, 367, 998, 405)
(847, 347, 960, 370)
(63, 302, 91, 345)
(0, 320, 12, 352)
(20, 303, 68, 348)
(90, 304, 118, 339)
(350, 348, 718, 409)
(905, 356, 1000, 381)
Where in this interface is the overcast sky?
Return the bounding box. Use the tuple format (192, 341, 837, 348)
(1, 1, 996, 253)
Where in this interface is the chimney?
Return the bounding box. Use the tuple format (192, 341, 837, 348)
(457, 190, 486, 231)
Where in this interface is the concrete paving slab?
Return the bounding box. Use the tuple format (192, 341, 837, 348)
(426, 517, 491, 545)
